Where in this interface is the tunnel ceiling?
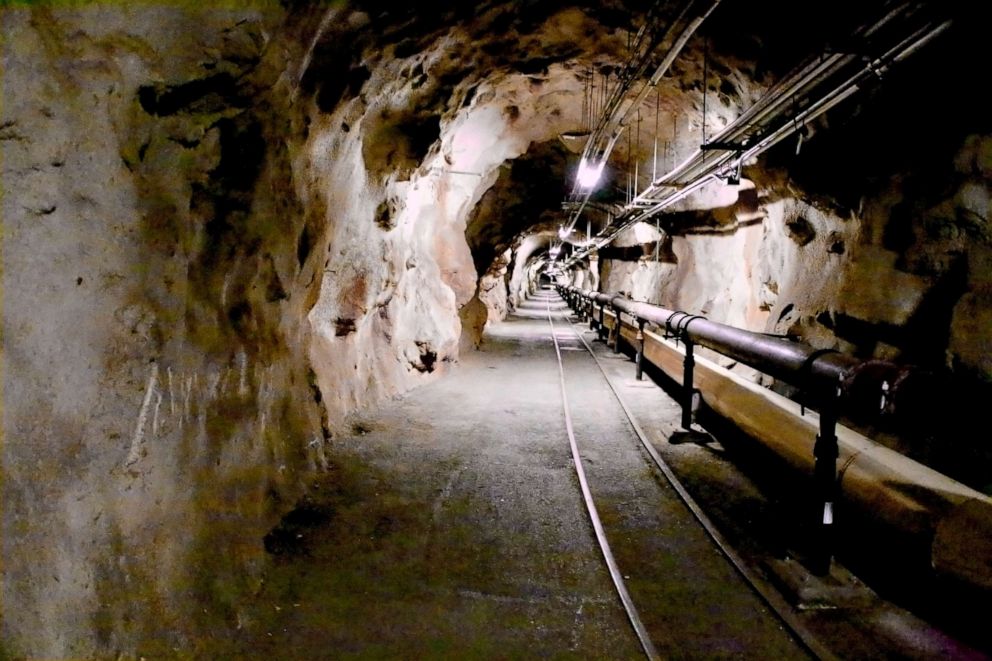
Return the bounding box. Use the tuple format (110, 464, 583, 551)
(289, 0, 986, 273)
(292, 1, 835, 253)
(277, 0, 988, 411)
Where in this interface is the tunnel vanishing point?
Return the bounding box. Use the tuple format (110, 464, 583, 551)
(2, 1, 991, 658)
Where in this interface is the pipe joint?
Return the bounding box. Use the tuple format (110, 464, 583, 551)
(665, 311, 691, 339)
(676, 313, 705, 338)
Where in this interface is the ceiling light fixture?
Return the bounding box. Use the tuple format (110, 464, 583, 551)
(576, 157, 605, 189)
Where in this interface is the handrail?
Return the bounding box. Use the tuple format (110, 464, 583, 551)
(564, 285, 861, 394)
(560, 284, 876, 576)
(554, 284, 992, 591)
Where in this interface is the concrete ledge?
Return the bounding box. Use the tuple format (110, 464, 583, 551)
(603, 311, 992, 591)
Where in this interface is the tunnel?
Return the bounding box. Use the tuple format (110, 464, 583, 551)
(2, 1, 991, 658)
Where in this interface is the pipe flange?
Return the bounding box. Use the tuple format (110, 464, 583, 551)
(675, 314, 705, 338)
(666, 311, 690, 339)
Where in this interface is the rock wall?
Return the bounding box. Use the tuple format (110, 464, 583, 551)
(297, 5, 628, 419)
(479, 249, 512, 323)
(0, 6, 336, 657)
(0, 4, 631, 656)
(595, 15, 991, 384)
(508, 232, 556, 309)
(598, 131, 992, 383)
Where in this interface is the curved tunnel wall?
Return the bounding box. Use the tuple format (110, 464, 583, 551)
(0, 4, 640, 656)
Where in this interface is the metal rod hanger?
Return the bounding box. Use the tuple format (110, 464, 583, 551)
(559, 1, 953, 270)
(562, 0, 722, 238)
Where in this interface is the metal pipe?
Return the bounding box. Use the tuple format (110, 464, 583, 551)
(736, 20, 952, 167)
(635, 318, 646, 381)
(602, 0, 722, 151)
(566, 286, 992, 592)
(583, 289, 859, 389)
(564, 0, 719, 234)
(636, 320, 992, 592)
(565, 283, 930, 426)
(563, 5, 953, 270)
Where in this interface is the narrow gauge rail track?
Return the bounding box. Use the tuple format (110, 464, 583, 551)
(543, 290, 831, 660)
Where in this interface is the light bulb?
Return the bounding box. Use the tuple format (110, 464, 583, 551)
(577, 157, 605, 189)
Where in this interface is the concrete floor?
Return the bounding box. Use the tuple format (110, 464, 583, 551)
(226, 291, 987, 659)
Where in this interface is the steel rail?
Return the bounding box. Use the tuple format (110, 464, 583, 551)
(561, 297, 835, 661)
(545, 295, 661, 661)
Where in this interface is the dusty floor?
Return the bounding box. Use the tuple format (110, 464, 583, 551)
(222, 291, 989, 659)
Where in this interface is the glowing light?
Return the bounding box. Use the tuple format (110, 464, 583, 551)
(576, 157, 605, 189)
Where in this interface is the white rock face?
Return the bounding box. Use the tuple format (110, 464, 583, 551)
(508, 232, 557, 308)
(479, 249, 512, 323)
(598, 161, 992, 378)
(298, 6, 633, 417)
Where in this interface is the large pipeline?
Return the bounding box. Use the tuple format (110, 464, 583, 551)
(574, 286, 860, 393)
(558, 285, 992, 592)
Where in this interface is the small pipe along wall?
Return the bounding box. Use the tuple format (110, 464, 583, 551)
(565, 286, 992, 592)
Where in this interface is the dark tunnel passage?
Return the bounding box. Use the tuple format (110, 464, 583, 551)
(2, 1, 991, 657)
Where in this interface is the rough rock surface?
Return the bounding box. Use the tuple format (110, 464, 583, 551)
(0, 3, 651, 656)
(588, 26, 991, 385)
(2, 6, 324, 657)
